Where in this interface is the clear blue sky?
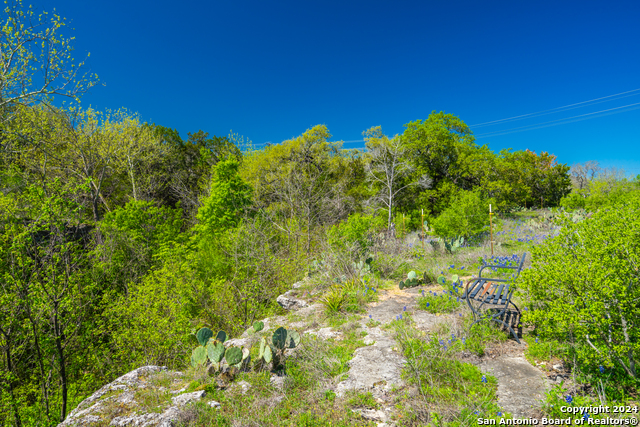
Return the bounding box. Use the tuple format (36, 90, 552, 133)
(39, 0, 640, 176)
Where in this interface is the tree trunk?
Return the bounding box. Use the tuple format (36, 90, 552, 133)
(53, 309, 68, 422)
(3, 337, 22, 427)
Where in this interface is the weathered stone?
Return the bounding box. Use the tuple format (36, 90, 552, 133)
(171, 390, 206, 406)
(306, 327, 342, 340)
(276, 294, 308, 310)
(335, 327, 406, 399)
(474, 356, 549, 418)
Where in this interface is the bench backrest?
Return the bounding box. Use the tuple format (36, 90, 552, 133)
(478, 252, 527, 280)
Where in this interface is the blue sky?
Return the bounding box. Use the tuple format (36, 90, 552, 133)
(39, 0, 640, 176)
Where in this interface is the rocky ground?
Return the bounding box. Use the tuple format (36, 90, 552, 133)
(59, 280, 559, 427)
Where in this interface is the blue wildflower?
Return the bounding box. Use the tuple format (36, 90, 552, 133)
(599, 365, 604, 374)
(565, 395, 573, 404)
(481, 375, 487, 383)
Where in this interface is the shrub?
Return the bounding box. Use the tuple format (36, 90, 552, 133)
(518, 197, 640, 379)
(326, 213, 385, 257)
(431, 189, 497, 239)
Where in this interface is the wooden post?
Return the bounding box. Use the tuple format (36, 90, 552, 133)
(489, 204, 494, 256)
(421, 209, 425, 251)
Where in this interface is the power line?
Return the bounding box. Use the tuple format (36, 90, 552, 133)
(475, 101, 640, 139)
(470, 88, 640, 128)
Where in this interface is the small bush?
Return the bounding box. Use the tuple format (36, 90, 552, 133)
(431, 189, 497, 239)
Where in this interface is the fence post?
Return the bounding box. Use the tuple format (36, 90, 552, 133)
(489, 204, 494, 256)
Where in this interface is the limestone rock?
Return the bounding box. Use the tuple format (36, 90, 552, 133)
(57, 366, 208, 427)
(277, 293, 308, 310)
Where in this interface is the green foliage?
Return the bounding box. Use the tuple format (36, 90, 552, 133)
(195, 158, 253, 238)
(518, 198, 640, 379)
(326, 213, 384, 256)
(319, 278, 377, 315)
(417, 290, 463, 314)
(252, 321, 264, 332)
(431, 189, 495, 240)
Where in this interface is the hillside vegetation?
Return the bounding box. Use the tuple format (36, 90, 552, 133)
(1, 2, 639, 425)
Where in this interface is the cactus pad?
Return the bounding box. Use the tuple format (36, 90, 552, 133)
(253, 321, 264, 332)
(263, 344, 272, 363)
(408, 271, 417, 280)
(451, 274, 459, 283)
(206, 341, 225, 363)
(196, 327, 213, 346)
(273, 327, 287, 350)
(215, 331, 227, 343)
(192, 345, 207, 366)
(437, 275, 446, 285)
(286, 330, 300, 348)
(225, 347, 242, 365)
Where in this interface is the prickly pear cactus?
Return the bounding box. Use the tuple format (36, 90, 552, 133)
(196, 327, 213, 346)
(225, 347, 242, 365)
(263, 343, 272, 363)
(191, 346, 207, 367)
(215, 331, 227, 343)
(286, 330, 300, 348)
(273, 327, 287, 350)
(207, 341, 225, 363)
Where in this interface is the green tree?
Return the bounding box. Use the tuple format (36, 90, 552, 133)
(430, 189, 495, 239)
(0, 0, 99, 111)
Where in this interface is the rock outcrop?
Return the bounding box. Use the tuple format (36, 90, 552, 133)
(58, 366, 216, 427)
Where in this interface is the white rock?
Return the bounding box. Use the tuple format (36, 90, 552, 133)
(172, 390, 206, 406)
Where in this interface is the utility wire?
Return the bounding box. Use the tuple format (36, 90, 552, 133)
(475, 101, 640, 139)
(470, 88, 640, 128)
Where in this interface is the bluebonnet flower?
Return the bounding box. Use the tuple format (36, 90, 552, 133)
(599, 365, 604, 374)
(497, 412, 502, 417)
(583, 412, 590, 420)
(535, 338, 539, 344)
(404, 306, 407, 311)
(460, 266, 465, 270)
(474, 411, 479, 415)
(459, 313, 462, 317)
(369, 314, 372, 319)
(462, 338, 466, 344)
(439, 340, 445, 346)
(481, 375, 487, 383)
(399, 314, 403, 320)
(421, 290, 425, 296)
(426, 302, 430, 307)
(523, 307, 528, 311)
(565, 395, 573, 404)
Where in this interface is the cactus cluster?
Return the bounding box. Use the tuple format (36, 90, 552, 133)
(352, 257, 373, 277)
(399, 270, 436, 289)
(190, 327, 250, 373)
(191, 324, 301, 377)
(443, 236, 465, 254)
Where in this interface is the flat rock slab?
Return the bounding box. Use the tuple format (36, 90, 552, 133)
(475, 356, 549, 418)
(335, 327, 406, 399)
(366, 288, 420, 324)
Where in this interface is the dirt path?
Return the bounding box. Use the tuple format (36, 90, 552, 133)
(334, 285, 549, 423)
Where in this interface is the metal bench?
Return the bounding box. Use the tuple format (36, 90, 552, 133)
(462, 253, 527, 343)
